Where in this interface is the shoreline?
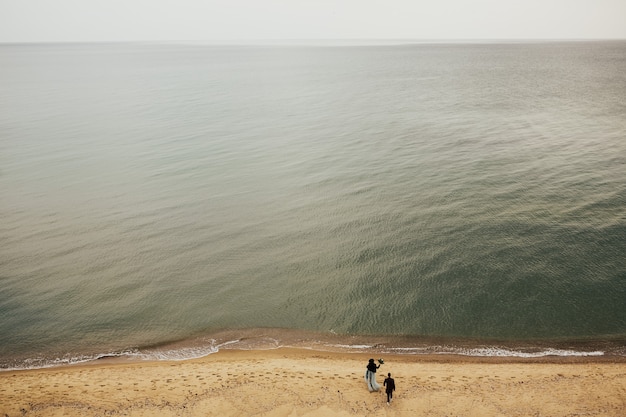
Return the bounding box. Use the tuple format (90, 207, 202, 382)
(2, 347, 625, 416)
(3, 327, 625, 372)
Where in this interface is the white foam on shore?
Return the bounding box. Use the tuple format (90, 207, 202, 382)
(132, 344, 219, 361)
(457, 347, 604, 358)
(1, 335, 616, 372)
(329, 344, 374, 350)
(1, 349, 141, 372)
(387, 346, 605, 358)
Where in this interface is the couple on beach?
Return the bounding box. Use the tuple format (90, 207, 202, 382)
(365, 358, 396, 403)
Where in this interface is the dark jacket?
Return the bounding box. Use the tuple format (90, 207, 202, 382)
(384, 377, 395, 392)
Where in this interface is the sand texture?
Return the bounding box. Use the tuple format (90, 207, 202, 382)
(1, 348, 625, 416)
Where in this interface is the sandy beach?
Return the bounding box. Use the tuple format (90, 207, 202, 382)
(1, 348, 625, 417)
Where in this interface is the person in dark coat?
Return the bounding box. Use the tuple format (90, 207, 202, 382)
(384, 372, 396, 404)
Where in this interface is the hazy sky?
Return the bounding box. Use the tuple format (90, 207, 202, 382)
(1, 0, 625, 43)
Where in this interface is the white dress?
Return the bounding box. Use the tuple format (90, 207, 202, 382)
(364, 368, 381, 392)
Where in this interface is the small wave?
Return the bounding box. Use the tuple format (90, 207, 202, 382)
(329, 344, 375, 350)
(452, 347, 604, 358)
(326, 343, 605, 358)
(0, 342, 226, 372)
(0, 349, 141, 372)
(131, 344, 219, 361)
(385, 346, 605, 358)
(0, 338, 272, 372)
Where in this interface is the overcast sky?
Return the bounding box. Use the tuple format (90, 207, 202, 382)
(1, 0, 625, 43)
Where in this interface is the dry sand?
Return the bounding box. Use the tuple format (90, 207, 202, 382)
(1, 348, 625, 416)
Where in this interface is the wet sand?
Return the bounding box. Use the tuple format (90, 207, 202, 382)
(1, 348, 625, 416)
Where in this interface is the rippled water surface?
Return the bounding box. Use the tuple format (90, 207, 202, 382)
(1, 41, 625, 368)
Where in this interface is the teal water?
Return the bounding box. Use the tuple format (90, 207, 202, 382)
(1, 41, 625, 368)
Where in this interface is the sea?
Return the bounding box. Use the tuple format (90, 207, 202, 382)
(1, 40, 625, 370)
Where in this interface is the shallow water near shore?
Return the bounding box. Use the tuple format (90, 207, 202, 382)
(4, 328, 626, 371)
(1, 41, 625, 370)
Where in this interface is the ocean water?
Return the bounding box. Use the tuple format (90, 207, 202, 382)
(1, 41, 625, 369)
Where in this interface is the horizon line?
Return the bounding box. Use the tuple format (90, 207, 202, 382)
(1, 37, 625, 46)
